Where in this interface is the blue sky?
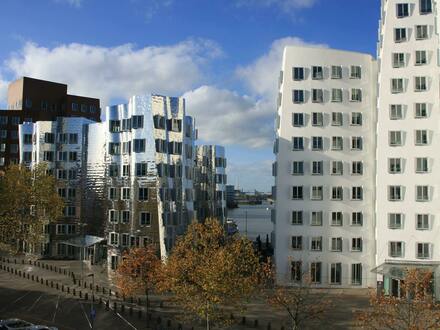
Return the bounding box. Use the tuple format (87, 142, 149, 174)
(0, 0, 379, 192)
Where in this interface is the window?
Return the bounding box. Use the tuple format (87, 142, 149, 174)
(311, 211, 323, 226)
(331, 88, 343, 102)
(153, 115, 166, 129)
(67, 188, 76, 199)
(310, 262, 322, 283)
(135, 163, 148, 176)
(312, 89, 323, 103)
(415, 76, 427, 91)
(352, 264, 362, 285)
(390, 104, 403, 120)
(331, 112, 343, 126)
(352, 238, 362, 252)
(291, 211, 303, 225)
(420, 0, 432, 14)
(331, 187, 343, 200)
(331, 238, 342, 252)
(393, 53, 405, 67)
(58, 133, 68, 144)
(416, 25, 428, 39)
(292, 137, 304, 151)
(121, 233, 129, 246)
(44, 133, 55, 144)
(389, 158, 402, 174)
(351, 113, 362, 126)
(352, 212, 363, 226)
(138, 187, 149, 201)
(292, 186, 303, 200)
(292, 113, 304, 127)
(331, 65, 342, 79)
(0, 143, 4, 152)
(417, 243, 431, 259)
(352, 187, 363, 200)
(291, 261, 302, 282)
(389, 186, 403, 201)
(312, 137, 323, 150)
(311, 161, 323, 175)
(11, 117, 20, 125)
(293, 67, 304, 80)
(23, 134, 33, 144)
(108, 187, 117, 200)
(293, 90, 304, 103)
(292, 161, 304, 175)
(350, 89, 362, 102)
(69, 134, 78, 144)
(0, 130, 6, 139)
(389, 241, 404, 257)
(10, 131, 18, 140)
(57, 169, 67, 180)
(121, 187, 130, 200)
(415, 129, 428, 145)
(415, 103, 427, 118)
(139, 212, 151, 226)
(109, 232, 119, 246)
(69, 152, 77, 162)
(391, 78, 404, 93)
(331, 212, 343, 226)
(9, 144, 18, 154)
(57, 151, 67, 161)
(109, 120, 121, 133)
(43, 151, 54, 162)
(132, 115, 144, 129)
(350, 66, 361, 79)
(122, 142, 131, 155)
(311, 112, 323, 126)
(291, 236, 302, 250)
(0, 157, 4, 166)
(332, 136, 343, 150)
(415, 50, 427, 65)
(389, 131, 402, 146)
(109, 142, 121, 155)
(397, 3, 409, 17)
(312, 66, 323, 79)
(351, 137, 363, 150)
(394, 28, 407, 42)
(330, 263, 342, 285)
(109, 164, 119, 177)
(23, 152, 32, 162)
(58, 188, 66, 198)
(416, 157, 428, 173)
(311, 186, 323, 200)
(311, 238, 322, 252)
(133, 139, 146, 153)
(331, 161, 343, 175)
(416, 214, 429, 230)
(389, 213, 403, 229)
(0, 116, 8, 125)
(416, 185, 429, 201)
(352, 161, 363, 175)
(108, 210, 118, 223)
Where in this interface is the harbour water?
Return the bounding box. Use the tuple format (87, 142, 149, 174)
(227, 201, 274, 242)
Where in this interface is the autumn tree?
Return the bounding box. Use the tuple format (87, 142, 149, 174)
(159, 218, 262, 329)
(262, 261, 332, 330)
(0, 164, 64, 254)
(116, 245, 161, 324)
(358, 269, 440, 329)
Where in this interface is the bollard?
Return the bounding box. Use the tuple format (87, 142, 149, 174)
(106, 300, 109, 310)
(254, 320, 259, 327)
(113, 302, 117, 311)
(67, 287, 70, 294)
(73, 288, 76, 296)
(242, 317, 246, 325)
(138, 310, 142, 319)
(167, 320, 171, 327)
(129, 307, 133, 315)
(157, 316, 162, 325)
(85, 293, 88, 300)
(121, 304, 125, 313)
(267, 322, 271, 330)
(56, 283, 59, 290)
(79, 291, 82, 298)
(62, 285, 64, 292)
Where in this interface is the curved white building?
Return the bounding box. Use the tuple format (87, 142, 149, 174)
(274, 46, 377, 287)
(376, 0, 440, 296)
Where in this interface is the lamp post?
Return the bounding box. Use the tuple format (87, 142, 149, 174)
(87, 273, 95, 329)
(245, 210, 248, 238)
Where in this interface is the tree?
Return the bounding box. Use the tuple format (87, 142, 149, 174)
(0, 164, 64, 254)
(357, 269, 440, 330)
(158, 218, 262, 329)
(116, 245, 161, 324)
(262, 262, 332, 330)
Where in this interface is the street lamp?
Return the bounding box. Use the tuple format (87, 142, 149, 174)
(87, 273, 95, 329)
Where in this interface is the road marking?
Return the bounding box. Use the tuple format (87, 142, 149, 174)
(0, 291, 32, 313)
(52, 295, 60, 322)
(108, 303, 138, 329)
(79, 300, 92, 329)
(28, 293, 44, 311)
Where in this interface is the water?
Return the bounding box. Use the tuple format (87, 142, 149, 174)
(227, 201, 274, 241)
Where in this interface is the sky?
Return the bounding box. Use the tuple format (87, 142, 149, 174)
(0, 0, 380, 192)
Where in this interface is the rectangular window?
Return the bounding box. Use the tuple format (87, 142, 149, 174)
(331, 238, 342, 252)
(57, 169, 67, 180)
(391, 78, 404, 93)
(416, 185, 429, 201)
(108, 187, 117, 200)
(23, 152, 32, 162)
(108, 210, 118, 223)
(331, 212, 343, 226)
(109, 164, 119, 177)
(351, 137, 363, 150)
(415, 103, 427, 118)
(43, 151, 54, 162)
(350, 89, 362, 102)
(311, 112, 323, 126)
(120, 211, 130, 224)
(122, 142, 131, 155)
(390, 104, 403, 120)
(57, 151, 67, 161)
(331, 112, 343, 126)
(331, 187, 343, 201)
(291, 211, 303, 225)
(415, 130, 428, 145)
(331, 161, 343, 175)
(312, 66, 323, 79)
(352, 161, 363, 175)
(330, 263, 342, 285)
(311, 186, 323, 200)
(109, 232, 119, 246)
(139, 212, 151, 226)
(135, 163, 148, 176)
(292, 113, 304, 127)
(416, 214, 429, 230)
(121, 187, 131, 200)
(396, 3, 409, 17)
(109, 120, 121, 133)
(69, 133, 78, 144)
(24, 134, 33, 145)
(293, 90, 304, 103)
(292, 186, 303, 200)
(0, 116, 8, 125)
(311, 238, 322, 252)
(415, 76, 427, 91)
(417, 243, 431, 259)
(420, 0, 432, 14)
(138, 187, 149, 201)
(293, 67, 304, 80)
(0, 130, 7, 139)
(310, 161, 323, 176)
(331, 88, 343, 102)
(352, 212, 363, 226)
(292, 137, 304, 151)
(133, 139, 146, 153)
(415, 50, 427, 65)
(331, 66, 342, 79)
(394, 28, 407, 42)
(350, 66, 361, 79)
(312, 89, 323, 103)
(121, 233, 129, 246)
(44, 133, 55, 144)
(332, 136, 343, 150)
(389, 213, 403, 229)
(291, 261, 302, 282)
(351, 113, 362, 126)
(311, 211, 323, 226)
(291, 236, 302, 250)
(388, 186, 402, 201)
(310, 262, 322, 283)
(352, 264, 362, 285)
(292, 161, 304, 175)
(69, 152, 77, 162)
(352, 186, 363, 200)
(389, 241, 404, 257)
(389, 158, 402, 174)
(416, 25, 428, 39)
(352, 238, 363, 252)
(109, 142, 121, 155)
(122, 164, 130, 177)
(132, 115, 144, 129)
(393, 53, 405, 68)
(416, 157, 428, 173)
(389, 131, 402, 146)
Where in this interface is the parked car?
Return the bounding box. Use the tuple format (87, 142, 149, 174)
(0, 319, 57, 330)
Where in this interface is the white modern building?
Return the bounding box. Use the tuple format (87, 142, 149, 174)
(273, 46, 377, 287)
(375, 0, 440, 296)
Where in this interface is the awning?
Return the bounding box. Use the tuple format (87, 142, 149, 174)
(61, 235, 105, 248)
(372, 260, 440, 279)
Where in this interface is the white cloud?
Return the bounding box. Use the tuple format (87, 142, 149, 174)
(54, 0, 82, 8)
(3, 39, 222, 106)
(236, 0, 317, 13)
(183, 86, 274, 148)
(0, 78, 8, 107)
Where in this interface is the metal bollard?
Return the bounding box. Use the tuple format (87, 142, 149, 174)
(106, 300, 109, 310)
(138, 310, 142, 319)
(121, 304, 125, 313)
(113, 302, 117, 311)
(56, 283, 59, 290)
(267, 322, 271, 330)
(73, 288, 76, 296)
(129, 307, 133, 315)
(85, 293, 88, 300)
(67, 287, 70, 294)
(242, 317, 246, 325)
(254, 320, 259, 327)
(79, 291, 82, 298)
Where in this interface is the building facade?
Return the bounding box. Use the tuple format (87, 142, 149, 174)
(194, 145, 227, 223)
(273, 46, 377, 287)
(376, 0, 440, 296)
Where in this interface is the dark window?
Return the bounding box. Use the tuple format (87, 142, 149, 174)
(138, 187, 149, 201)
(132, 115, 144, 129)
(133, 139, 146, 153)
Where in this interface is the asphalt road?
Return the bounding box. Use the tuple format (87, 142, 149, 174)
(0, 271, 141, 330)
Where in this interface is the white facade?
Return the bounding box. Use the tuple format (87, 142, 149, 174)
(376, 0, 440, 294)
(274, 46, 377, 287)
